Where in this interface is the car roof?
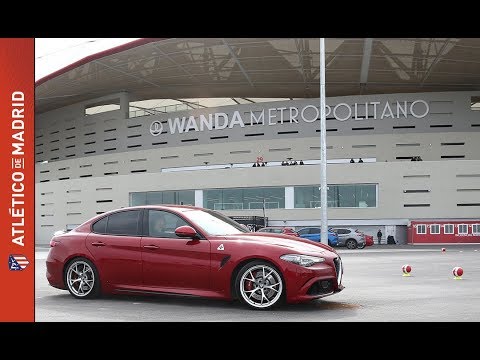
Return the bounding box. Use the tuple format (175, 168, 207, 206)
(260, 226, 292, 229)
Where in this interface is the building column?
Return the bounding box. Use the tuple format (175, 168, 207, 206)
(285, 186, 294, 209)
(195, 190, 204, 207)
(119, 91, 130, 118)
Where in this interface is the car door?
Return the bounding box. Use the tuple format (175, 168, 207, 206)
(141, 209, 211, 291)
(336, 229, 348, 246)
(309, 227, 322, 242)
(299, 228, 320, 242)
(86, 209, 143, 288)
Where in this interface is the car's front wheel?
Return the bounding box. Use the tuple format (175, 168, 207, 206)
(64, 258, 100, 299)
(235, 261, 284, 310)
(346, 239, 358, 249)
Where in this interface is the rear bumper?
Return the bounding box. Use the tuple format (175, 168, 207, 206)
(46, 252, 66, 290)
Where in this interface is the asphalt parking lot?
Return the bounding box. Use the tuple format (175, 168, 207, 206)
(35, 245, 480, 322)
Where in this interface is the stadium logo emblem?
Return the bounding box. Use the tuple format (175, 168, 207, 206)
(8, 254, 29, 271)
(150, 120, 163, 136)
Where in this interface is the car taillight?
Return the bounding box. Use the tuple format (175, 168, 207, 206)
(49, 239, 60, 247)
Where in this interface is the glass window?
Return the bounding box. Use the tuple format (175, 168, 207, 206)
(148, 210, 189, 238)
(458, 224, 468, 234)
(106, 210, 140, 236)
(263, 187, 285, 209)
(244, 188, 264, 210)
(355, 184, 377, 207)
(204, 189, 222, 210)
(295, 186, 320, 208)
(204, 187, 285, 210)
(129, 190, 195, 206)
(182, 208, 248, 236)
(297, 228, 309, 236)
(146, 191, 163, 205)
(178, 191, 195, 206)
(294, 184, 377, 208)
(416, 224, 426, 234)
(309, 228, 320, 234)
(337, 185, 356, 207)
(473, 224, 480, 234)
(92, 216, 107, 234)
(444, 224, 454, 234)
(130, 192, 146, 206)
(430, 224, 440, 234)
(222, 188, 244, 210)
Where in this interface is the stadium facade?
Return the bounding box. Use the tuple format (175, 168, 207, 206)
(35, 38, 480, 245)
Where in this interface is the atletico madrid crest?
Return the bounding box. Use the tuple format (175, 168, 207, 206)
(8, 254, 29, 271)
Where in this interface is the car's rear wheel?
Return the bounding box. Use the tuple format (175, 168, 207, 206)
(346, 239, 358, 249)
(64, 258, 100, 299)
(235, 261, 284, 310)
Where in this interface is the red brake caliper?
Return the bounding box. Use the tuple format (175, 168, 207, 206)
(245, 271, 255, 291)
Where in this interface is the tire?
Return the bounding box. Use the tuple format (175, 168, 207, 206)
(64, 257, 101, 299)
(357, 241, 366, 249)
(235, 260, 284, 310)
(345, 239, 358, 249)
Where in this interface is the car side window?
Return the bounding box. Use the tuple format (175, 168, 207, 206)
(309, 228, 320, 234)
(338, 229, 347, 234)
(297, 228, 308, 236)
(148, 210, 189, 239)
(105, 210, 141, 236)
(92, 216, 108, 234)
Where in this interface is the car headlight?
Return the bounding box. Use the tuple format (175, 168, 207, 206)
(280, 254, 325, 267)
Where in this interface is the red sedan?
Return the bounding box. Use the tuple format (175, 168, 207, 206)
(46, 205, 344, 310)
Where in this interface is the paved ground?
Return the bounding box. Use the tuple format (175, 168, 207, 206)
(35, 245, 480, 322)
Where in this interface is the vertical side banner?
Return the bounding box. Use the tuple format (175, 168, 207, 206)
(0, 39, 34, 322)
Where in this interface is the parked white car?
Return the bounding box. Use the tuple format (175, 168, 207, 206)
(332, 228, 366, 249)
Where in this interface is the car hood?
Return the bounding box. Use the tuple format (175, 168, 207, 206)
(221, 233, 336, 256)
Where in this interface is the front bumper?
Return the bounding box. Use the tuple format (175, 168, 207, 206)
(284, 256, 344, 303)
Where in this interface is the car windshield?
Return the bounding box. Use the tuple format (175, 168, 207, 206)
(182, 209, 249, 236)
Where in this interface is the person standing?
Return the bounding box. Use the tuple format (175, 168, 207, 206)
(377, 229, 382, 245)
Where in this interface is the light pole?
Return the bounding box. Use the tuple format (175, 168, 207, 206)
(319, 38, 328, 245)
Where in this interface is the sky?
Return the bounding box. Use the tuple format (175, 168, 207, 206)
(35, 38, 141, 82)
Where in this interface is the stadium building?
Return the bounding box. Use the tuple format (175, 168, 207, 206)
(35, 38, 480, 245)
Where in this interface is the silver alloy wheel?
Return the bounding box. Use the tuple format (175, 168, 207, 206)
(239, 264, 283, 309)
(346, 239, 357, 249)
(66, 260, 95, 297)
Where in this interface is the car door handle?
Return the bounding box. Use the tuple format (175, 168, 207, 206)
(91, 241, 106, 247)
(143, 245, 159, 250)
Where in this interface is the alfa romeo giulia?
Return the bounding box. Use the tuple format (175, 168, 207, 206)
(46, 205, 344, 310)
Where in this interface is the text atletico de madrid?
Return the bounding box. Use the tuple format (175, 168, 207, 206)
(10, 91, 26, 247)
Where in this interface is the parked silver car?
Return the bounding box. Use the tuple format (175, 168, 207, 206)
(333, 228, 366, 249)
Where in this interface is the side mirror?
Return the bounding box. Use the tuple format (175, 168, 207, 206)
(175, 225, 198, 238)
